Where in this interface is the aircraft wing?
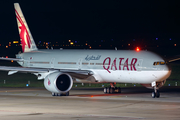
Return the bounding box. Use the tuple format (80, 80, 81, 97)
(0, 57, 23, 61)
(0, 57, 93, 79)
(0, 66, 49, 74)
(0, 66, 93, 76)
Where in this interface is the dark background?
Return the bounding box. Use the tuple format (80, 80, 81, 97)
(0, 0, 180, 57)
(0, 0, 180, 87)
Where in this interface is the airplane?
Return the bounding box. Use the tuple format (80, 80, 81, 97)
(0, 3, 172, 98)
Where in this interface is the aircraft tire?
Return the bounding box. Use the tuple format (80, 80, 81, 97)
(104, 87, 107, 93)
(65, 91, 69, 96)
(152, 91, 156, 98)
(156, 90, 160, 98)
(118, 87, 121, 93)
(107, 87, 109, 93)
(52, 93, 56, 96)
(109, 87, 113, 94)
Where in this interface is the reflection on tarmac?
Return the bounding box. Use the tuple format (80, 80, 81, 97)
(0, 87, 180, 120)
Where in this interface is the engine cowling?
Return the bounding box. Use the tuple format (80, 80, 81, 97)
(44, 72, 73, 93)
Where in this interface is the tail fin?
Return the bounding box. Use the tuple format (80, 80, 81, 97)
(14, 3, 38, 52)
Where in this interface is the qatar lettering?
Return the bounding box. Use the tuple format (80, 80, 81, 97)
(103, 57, 138, 73)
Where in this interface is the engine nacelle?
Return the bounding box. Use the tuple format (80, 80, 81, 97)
(44, 72, 73, 93)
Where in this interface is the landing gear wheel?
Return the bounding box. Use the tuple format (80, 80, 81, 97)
(52, 92, 69, 96)
(65, 91, 69, 96)
(52, 93, 56, 96)
(60, 92, 69, 96)
(109, 87, 114, 94)
(104, 87, 107, 93)
(104, 86, 121, 94)
(117, 87, 121, 93)
(156, 90, 160, 98)
(107, 87, 109, 93)
(152, 91, 156, 98)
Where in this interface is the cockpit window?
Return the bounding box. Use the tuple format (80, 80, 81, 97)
(153, 61, 166, 66)
(160, 62, 165, 65)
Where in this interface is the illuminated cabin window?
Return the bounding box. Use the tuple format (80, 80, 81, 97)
(153, 61, 166, 66)
(30, 61, 49, 64)
(82, 62, 89, 65)
(58, 62, 76, 64)
(103, 63, 109, 65)
(96, 63, 103, 65)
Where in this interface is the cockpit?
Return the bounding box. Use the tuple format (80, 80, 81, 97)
(153, 61, 166, 66)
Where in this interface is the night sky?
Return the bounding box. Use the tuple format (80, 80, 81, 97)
(0, 0, 179, 45)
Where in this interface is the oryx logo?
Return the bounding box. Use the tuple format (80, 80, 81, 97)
(15, 9, 31, 52)
(48, 79, 51, 86)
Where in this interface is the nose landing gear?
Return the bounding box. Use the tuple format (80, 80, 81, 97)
(151, 81, 160, 98)
(152, 89, 160, 98)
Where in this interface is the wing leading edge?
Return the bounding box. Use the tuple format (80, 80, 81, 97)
(0, 65, 93, 80)
(0, 57, 23, 62)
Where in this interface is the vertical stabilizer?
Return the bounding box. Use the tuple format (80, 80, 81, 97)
(14, 3, 38, 52)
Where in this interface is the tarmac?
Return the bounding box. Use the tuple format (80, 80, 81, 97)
(0, 86, 180, 120)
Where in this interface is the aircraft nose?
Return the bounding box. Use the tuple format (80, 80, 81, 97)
(166, 64, 172, 77)
(166, 62, 172, 71)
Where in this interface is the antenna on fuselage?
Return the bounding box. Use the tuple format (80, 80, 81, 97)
(115, 47, 117, 50)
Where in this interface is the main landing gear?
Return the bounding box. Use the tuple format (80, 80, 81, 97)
(104, 83, 121, 94)
(52, 91, 69, 96)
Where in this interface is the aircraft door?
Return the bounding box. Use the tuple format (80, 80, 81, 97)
(50, 58, 55, 68)
(137, 59, 143, 71)
(77, 58, 82, 70)
(24, 60, 30, 67)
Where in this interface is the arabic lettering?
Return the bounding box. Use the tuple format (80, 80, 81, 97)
(85, 55, 101, 61)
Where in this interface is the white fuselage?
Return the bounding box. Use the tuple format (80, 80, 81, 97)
(16, 49, 171, 84)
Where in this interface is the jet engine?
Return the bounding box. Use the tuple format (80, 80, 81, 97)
(44, 72, 73, 94)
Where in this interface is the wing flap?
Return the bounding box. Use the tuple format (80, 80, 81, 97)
(0, 66, 49, 73)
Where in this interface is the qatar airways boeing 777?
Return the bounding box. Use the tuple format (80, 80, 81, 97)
(0, 3, 172, 98)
